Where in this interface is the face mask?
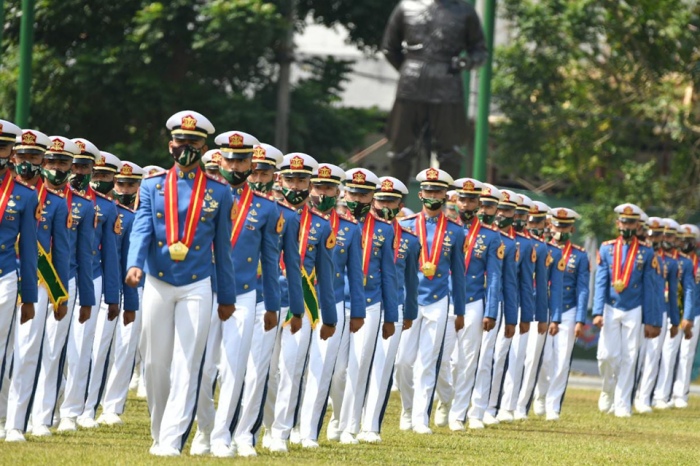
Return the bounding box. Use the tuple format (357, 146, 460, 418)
(70, 172, 91, 191)
(619, 228, 635, 240)
(16, 160, 42, 180)
(249, 180, 274, 193)
(171, 144, 202, 167)
(115, 192, 137, 206)
(681, 243, 695, 254)
(513, 218, 527, 232)
(346, 200, 371, 218)
(90, 180, 115, 195)
(553, 231, 571, 242)
(42, 168, 71, 186)
(478, 213, 496, 225)
(529, 228, 543, 238)
(374, 206, 400, 221)
(420, 197, 444, 211)
(661, 240, 675, 250)
(219, 168, 251, 186)
(651, 242, 661, 251)
(281, 186, 309, 205)
(495, 215, 513, 229)
(458, 208, 478, 224)
(310, 194, 337, 212)
(0, 156, 9, 170)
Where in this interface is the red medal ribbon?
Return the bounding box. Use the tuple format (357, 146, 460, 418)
(463, 217, 482, 274)
(612, 236, 639, 292)
(164, 167, 207, 260)
(230, 184, 253, 248)
(0, 172, 15, 228)
(416, 212, 447, 280)
(298, 204, 312, 267)
(361, 214, 375, 281)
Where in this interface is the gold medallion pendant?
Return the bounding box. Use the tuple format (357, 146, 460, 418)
(169, 241, 189, 261)
(613, 280, 625, 293)
(422, 261, 437, 278)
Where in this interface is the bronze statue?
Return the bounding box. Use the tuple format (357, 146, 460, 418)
(382, 0, 488, 183)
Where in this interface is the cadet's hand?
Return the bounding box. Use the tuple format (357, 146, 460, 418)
(20, 302, 35, 325)
(455, 315, 465, 332)
(107, 303, 120, 321)
(54, 303, 68, 322)
(349, 317, 364, 334)
(320, 324, 336, 341)
(644, 324, 655, 339)
(682, 319, 693, 340)
(549, 322, 559, 337)
(289, 315, 302, 334)
(670, 324, 679, 339)
(125, 267, 143, 288)
(123, 311, 136, 326)
(482, 317, 496, 332)
(574, 322, 585, 339)
(218, 304, 235, 322)
(651, 325, 661, 338)
(403, 319, 413, 331)
(538, 322, 548, 335)
(593, 315, 604, 329)
(264, 311, 278, 332)
(383, 322, 395, 340)
(504, 324, 516, 339)
(79, 305, 91, 324)
(519, 322, 530, 335)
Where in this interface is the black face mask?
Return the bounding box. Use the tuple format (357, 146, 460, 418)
(681, 243, 695, 254)
(346, 200, 372, 218)
(458, 208, 478, 224)
(115, 192, 137, 206)
(171, 144, 202, 167)
(662, 240, 675, 250)
(374, 206, 400, 222)
(310, 194, 337, 212)
(619, 228, 636, 240)
(281, 187, 309, 205)
(513, 218, 527, 232)
(16, 160, 42, 180)
(70, 172, 91, 191)
(495, 215, 513, 229)
(651, 241, 661, 251)
(90, 180, 115, 195)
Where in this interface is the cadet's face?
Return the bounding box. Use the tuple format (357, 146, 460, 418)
(13, 151, 43, 166)
(514, 212, 528, 221)
(0, 144, 12, 159)
(649, 233, 662, 244)
(662, 233, 677, 245)
(345, 191, 373, 204)
(479, 202, 497, 216)
(220, 157, 252, 172)
(281, 175, 310, 191)
(551, 224, 574, 234)
(497, 207, 515, 219)
(374, 198, 401, 210)
(248, 168, 274, 184)
(310, 184, 339, 197)
(419, 189, 446, 200)
(455, 196, 479, 212)
(92, 171, 114, 182)
(72, 163, 93, 175)
(44, 159, 72, 171)
(114, 180, 139, 195)
(528, 219, 545, 230)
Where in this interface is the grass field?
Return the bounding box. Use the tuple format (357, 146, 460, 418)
(1, 388, 699, 465)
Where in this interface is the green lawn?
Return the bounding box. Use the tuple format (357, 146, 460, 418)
(2, 389, 699, 465)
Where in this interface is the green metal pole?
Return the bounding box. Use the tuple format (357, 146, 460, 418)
(459, 0, 476, 178)
(15, 0, 35, 127)
(472, 0, 497, 181)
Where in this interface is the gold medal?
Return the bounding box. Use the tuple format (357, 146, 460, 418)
(169, 241, 189, 262)
(422, 261, 436, 278)
(613, 280, 625, 293)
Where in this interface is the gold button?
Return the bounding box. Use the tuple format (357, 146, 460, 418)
(209, 189, 213, 193)
(378, 228, 382, 233)
(157, 212, 162, 219)
(188, 172, 195, 180)
(78, 203, 82, 207)
(345, 227, 349, 231)
(472, 275, 476, 279)
(308, 246, 313, 251)
(195, 245, 200, 250)
(566, 287, 571, 291)
(437, 273, 442, 278)
(156, 184, 162, 189)
(192, 275, 197, 280)
(370, 275, 374, 279)
(316, 223, 320, 228)
(244, 284, 249, 290)
(15, 195, 20, 200)
(340, 249, 345, 253)
(434, 295, 438, 299)
(200, 217, 205, 221)
(92, 251, 97, 255)
(336, 273, 340, 278)
(247, 257, 252, 263)
(46, 200, 51, 205)
(1, 245, 5, 250)
(158, 241, 163, 247)
(256, 203, 261, 208)
(237, 188, 243, 195)
(179, 172, 184, 178)
(470, 297, 474, 301)
(158, 272, 164, 277)
(367, 298, 371, 303)
(612, 300, 616, 304)
(43, 225, 48, 230)
(0, 269, 2, 274)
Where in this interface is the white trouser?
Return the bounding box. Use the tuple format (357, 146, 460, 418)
(672, 315, 700, 403)
(0, 273, 19, 413)
(635, 312, 668, 407)
(32, 278, 77, 427)
(435, 310, 459, 407)
(395, 296, 449, 428)
(209, 291, 256, 446)
(140, 275, 212, 452)
(267, 308, 313, 440)
(468, 302, 503, 421)
(6, 284, 50, 432)
(299, 301, 345, 441)
(542, 310, 577, 415)
(101, 287, 144, 415)
(486, 309, 517, 417)
(194, 294, 221, 435)
(60, 275, 103, 419)
(500, 319, 533, 414)
(447, 300, 485, 422)
(597, 305, 642, 414)
(654, 316, 683, 403)
(339, 302, 382, 435)
(516, 325, 548, 416)
(81, 296, 120, 419)
(361, 305, 404, 433)
(328, 307, 351, 430)
(234, 301, 279, 447)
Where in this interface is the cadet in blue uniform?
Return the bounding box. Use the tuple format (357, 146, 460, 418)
(434, 178, 502, 431)
(76, 151, 124, 428)
(533, 208, 589, 421)
(263, 153, 336, 453)
(396, 168, 465, 435)
(99, 161, 145, 426)
(594, 203, 657, 417)
(126, 110, 235, 456)
(234, 143, 299, 458)
(5, 129, 66, 442)
(32, 136, 94, 436)
(359, 176, 418, 442)
(296, 164, 363, 448)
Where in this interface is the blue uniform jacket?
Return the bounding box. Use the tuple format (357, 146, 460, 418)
(127, 169, 236, 305)
(499, 230, 520, 325)
(545, 242, 565, 323)
(0, 175, 38, 302)
(395, 225, 421, 321)
(677, 252, 695, 323)
(231, 188, 281, 311)
(399, 213, 466, 317)
(38, 187, 70, 299)
(464, 219, 502, 320)
(593, 238, 657, 325)
(277, 201, 304, 316)
(516, 232, 536, 323)
(93, 192, 120, 305)
(302, 207, 337, 325)
(333, 214, 366, 318)
(557, 242, 590, 324)
(68, 188, 96, 307)
(530, 236, 549, 322)
(658, 251, 679, 326)
(648, 249, 666, 327)
(116, 204, 140, 311)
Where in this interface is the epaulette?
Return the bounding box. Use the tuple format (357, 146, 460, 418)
(46, 187, 66, 198)
(117, 203, 135, 214)
(516, 231, 529, 239)
(13, 178, 35, 190)
(500, 231, 513, 238)
(276, 199, 297, 212)
(402, 213, 419, 221)
(447, 216, 463, 226)
(480, 222, 498, 232)
(145, 170, 166, 179)
(252, 190, 276, 202)
(530, 235, 546, 244)
(71, 187, 93, 201)
(205, 173, 227, 185)
(602, 239, 616, 246)
(572, 244, 586, 252)
(548, 241, 563, 249)
(678, 251, 690, 259)
(94, 190, 114, 202)
(338, 212, 357, 224)
(401, 226, 416, 236)
(310, 207, 330, 220)
(372, 214, 392, 224)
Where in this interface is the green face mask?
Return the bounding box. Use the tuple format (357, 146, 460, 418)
(553, 231, 571, 242)
(346, 200, 372, 218)
(115, 192, 137, 206)
(90, 180, 115, 195)
(281, 186, 309, 205)
(249, 180, 274, 193)
(219, 167, 251, 186)
(619, 228, 636, 240)
(16, 160, 42, 180)
(495, 215, 513, 229)
(479, 213, 496, 225)
(513, 218, 527, 232)
(171, 144, 202, 167)
(529, 228, 543, 238)
(421, 197, 444, 211)
(42, 168, 71, 186)
(310, 194, 337, 212)
(70, 172, 91, 191)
